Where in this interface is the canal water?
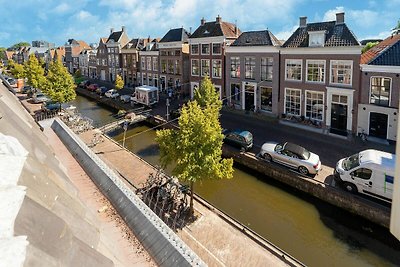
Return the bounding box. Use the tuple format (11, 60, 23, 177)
(71, 95, 400, 267)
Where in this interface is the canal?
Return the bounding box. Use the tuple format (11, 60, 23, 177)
(71, 95, 400, 266)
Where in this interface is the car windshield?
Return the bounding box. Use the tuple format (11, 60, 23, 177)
(342, 153, 360, 171)
(275, 143, 284, 152)
(242, 131, 253, 142)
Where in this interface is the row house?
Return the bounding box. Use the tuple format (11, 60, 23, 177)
(65, 39, 90, 74)
(121, 38, 147, 87)
(158, 27, 190, 95)
(189, 16, 240, 99)
(138, 38, 159, 88)
(225, 30, 280, 114)
(79, 48, 96, 77)
(279, 13, 361, 137)
(96, 37, 108, 80)
(88, 49, 98, 79)
(358, 34, 400, 141)
(53, 46, 65, 64)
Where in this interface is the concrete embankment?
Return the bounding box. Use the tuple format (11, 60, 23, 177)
(147, 116, 391, 228)
(51, 118, 206, 267)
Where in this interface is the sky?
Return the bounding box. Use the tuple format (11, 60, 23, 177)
(0, 0, 399, 48)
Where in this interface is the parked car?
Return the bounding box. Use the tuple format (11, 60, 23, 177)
(96, 86, 108, 95)
(87, 84, 99, 92)
(223, 129, 253, 151)
(260, 142, 321, 175)
(21, 85, 32, 94)
(32, 93, 51, 104)
(41, 101, 60, 112)
(120, 94, 131, 103)
(105, 89, 119, 99)
(79, 80, 90, 88)
(334, 149, 394, 202)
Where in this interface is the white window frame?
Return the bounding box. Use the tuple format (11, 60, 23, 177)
(191, 59, 199, 76)
(304, 90, 324, 121)
(308, 31, 325, 47)
(201, 59, 210, 77)
(141, 57, 146, 70)
(306, 60, 326, 83)
(330, 60, 353, 86)
(201, 44, 210, 55)
(212, 43, 222, 55)
(152, 57, 158, 71)
(284, 88, 302, 116)
(285, 59, 302, 81)
(191, 44, 199, 55)
(212, 59, 222, 79)
(369, 76, 392, 106)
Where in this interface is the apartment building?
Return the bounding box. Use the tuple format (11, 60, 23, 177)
(121, 38, 147, 87)
(138, 38, 159, 88)
(64, 39, 90, 74)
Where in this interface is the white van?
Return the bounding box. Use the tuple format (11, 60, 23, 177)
(334, 149, 395, 202)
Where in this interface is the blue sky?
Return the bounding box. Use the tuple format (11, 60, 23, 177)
(0, 0, 398, 48)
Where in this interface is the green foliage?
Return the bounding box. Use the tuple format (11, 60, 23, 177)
(10, 61, 25, 79)
(24, 54, 46, 89)
(9, 42, 30, 50)
(362, 41, 379, 53)
(0, 47, 6, 60)
(43, 60, 76, 106)
(156, 77, 233, 213)
(114, 74, 124, 90)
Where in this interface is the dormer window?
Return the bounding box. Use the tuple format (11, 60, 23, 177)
(204, 30, 209, 34)
(308, 31, 325, 47)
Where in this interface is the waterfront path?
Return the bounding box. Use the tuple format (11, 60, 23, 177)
(78, 130, 300, 267)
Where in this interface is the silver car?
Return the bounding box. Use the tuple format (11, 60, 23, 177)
(260, 142, 321, 175)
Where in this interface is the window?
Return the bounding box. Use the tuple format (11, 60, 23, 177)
(230, 57, 240, 78)
(212, 59, 222, 78)
(201, 59, 210, 76)
(160, 51, 167, 56)
(260, 87, 272, 112)
(230, 83, 241, 104)
(201, 44, 210, 55)
(285, 59, 302, 81)
(147, 57, 151, 71)
(152, 57, 158, 71)
(141, 57, 146, 70)
(148, 74, 152, 86)
(161, 59, 167, 73)
(175, 50, 180, 56)
(307, 60, 325, 83)
(154, 75, 158, 87)
(175, 60, 180, 75)
(191, 44, 199, 55)
(370, 77, 391, 106)
(285, 88, 301, 116)
(330, 60, 352, 85)
(261, 57, 273, 81)
(168, 59, 174, 74)
(305, 91, 324, 121)
(191, 59, 199, 76)
(351, 168, 372, 180)
(245, 57, 256, 79)
(212, 43, 222, 55)
(309, 31, 325, 47)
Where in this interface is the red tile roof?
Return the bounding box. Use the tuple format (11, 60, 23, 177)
(360, 34, 400, 64)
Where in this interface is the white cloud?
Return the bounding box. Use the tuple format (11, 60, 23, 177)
(361, 31, 391, 41)
(53, 3, 70, 14)
(323, 6, 345, 21)
(76, 10, 94, 21)
(275, 25, 298, 42)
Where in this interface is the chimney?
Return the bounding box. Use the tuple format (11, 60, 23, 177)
(299, 16, 307, 28)
(147, 35, 151, 43)
(122, 26, 126, 32)
(336, 12, 345, 24)
(216, 15, 222, 23)
(201, 17, 206, 26)
(110, 28, 114, 34)
(234, 20, 238, 37)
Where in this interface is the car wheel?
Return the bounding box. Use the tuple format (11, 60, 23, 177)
(298, 166, 309, 175)
(263, 153, 272, 162)
(343, 182, 357, 193)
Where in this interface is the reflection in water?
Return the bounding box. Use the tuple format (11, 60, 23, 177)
(73, 95, 400, 267)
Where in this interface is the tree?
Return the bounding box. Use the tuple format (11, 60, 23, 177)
(9, 42, 30, 51)
(43, 60, 76, 110)
(10, 61, 25, 79)
(362, 41, 379, 53)
(156, 77, 233, 214)
(0, 47, 6, 61)
(24, 54, 46, 90)
(114, 74, 124, 90)
(392, 19, 400, 35)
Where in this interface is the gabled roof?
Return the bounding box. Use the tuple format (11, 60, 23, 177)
(361, 34, 400, 65)
(159, 28, 189, 43)
(123, 38, 146, 50)
(107, 31, 123, 43)
(100, 37, 107, 44)
(5, 51, 15, 60)
(231, 30, 280, 46)
(77, 40, 90, 49)
(282, 21, 360, 48)
(190, 18, 240, 39)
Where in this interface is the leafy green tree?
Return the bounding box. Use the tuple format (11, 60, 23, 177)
(24, 54, 46, 90)
(362, 41, 379, 53)
(9, 42, 30, 50)
(392, 19, 400, 35)
(43, 60, 76, 110)
(114, 74, 124, 90)
(156, 77, 233, 213)
(10, 61, 25, 79)
(0, 47, 6, 60)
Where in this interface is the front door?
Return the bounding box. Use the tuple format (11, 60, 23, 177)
(244, 85, 255, 111)
(369, 112, 388, 139)
(330, 103, 347, 135)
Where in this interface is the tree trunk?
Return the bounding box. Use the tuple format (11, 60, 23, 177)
(189, 181, 194, 214)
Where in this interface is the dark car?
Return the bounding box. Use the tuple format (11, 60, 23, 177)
(96, 86, 108, 95)
(41, 101, 61, 112)
(21, 85, 32, 94)
(223, 129, 253, 151)
(87, 84, 99, 92)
